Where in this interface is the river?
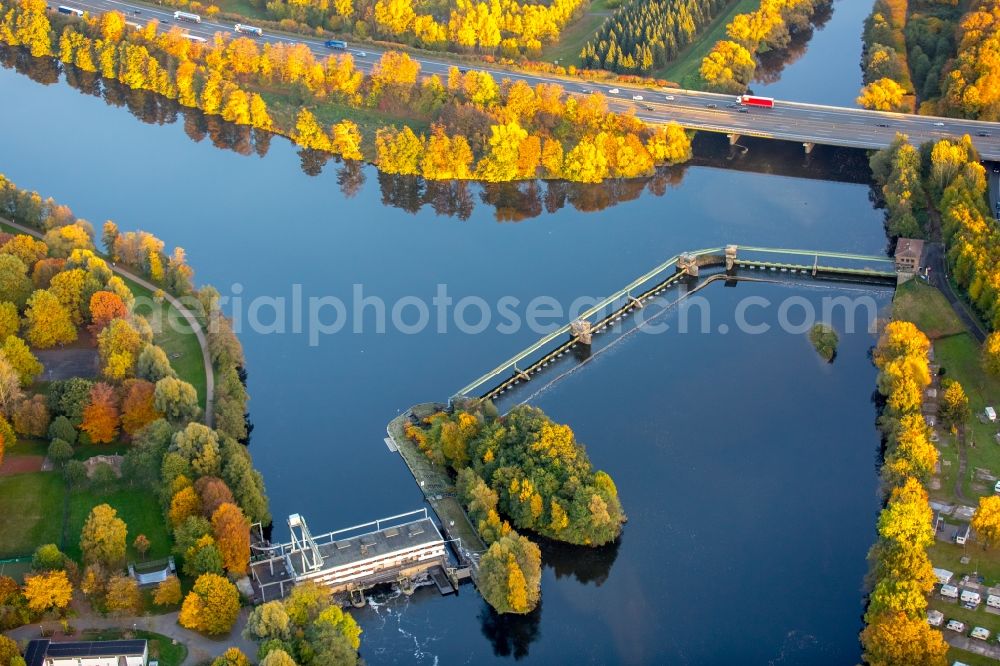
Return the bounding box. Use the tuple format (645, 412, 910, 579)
(0, 2, 886, 659)
(754, 0, 868, 106)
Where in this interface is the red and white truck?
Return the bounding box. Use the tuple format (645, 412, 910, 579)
(737, 95, 775, 108)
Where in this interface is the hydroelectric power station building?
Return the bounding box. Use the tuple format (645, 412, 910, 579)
(250, 509, 449, 602)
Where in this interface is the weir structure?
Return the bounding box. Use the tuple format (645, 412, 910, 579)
(249, 509, 461, 604)
(377, 244, 897, 613)
(453, 245, 897, 402)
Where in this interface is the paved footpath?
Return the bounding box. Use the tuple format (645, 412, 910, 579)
(5, 609, 256, 665)
(0, 218, 215, 427)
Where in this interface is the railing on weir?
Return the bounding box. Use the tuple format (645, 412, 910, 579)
(454, 246, 896, 399)
(252, 508, 433, 558)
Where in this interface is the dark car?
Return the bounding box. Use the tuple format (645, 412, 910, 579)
(642, 104, 654, 111)
(706, 103, 718, 109)
(978, 131, 992, 137)
(458, 68, 468, 74)
(876, 122, 890, 128)
(738, 107, 749, 113)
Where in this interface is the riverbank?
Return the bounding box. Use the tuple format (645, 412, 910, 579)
(660, 0, 760, 87)
(888, 279, 1000, 665)
(0, 1, 692, 185)
(0, 173, 272, 665)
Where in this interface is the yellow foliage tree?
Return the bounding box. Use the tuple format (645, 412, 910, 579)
(877, 478, 934, 549)
(1, 335, 43, 385)
(80, 503, 128, 568)
(973, 494, 1000, 548)
(24, 289, 77, 348)
(178, 573, 241, 635)
(562, 135, 609, 183)
(0, 302, 18, 341)
(105, 574, 142, 614)
(23, 570, 73, 615)
(331, 120, 363, 160)
(939, 378, 969, 428)
(858, 78, 907, 111)
(292, 109, 333, 152)
(985, 331, 1000, 377)
(376, 127, 425, 175)
(153, 575, 182, 607)
(700, 40, 755, 92)
(169, 486, 203, 528)
(97, 318, 143, 380)
(646, 123, 692, 165)
(861, 611, 948, 666)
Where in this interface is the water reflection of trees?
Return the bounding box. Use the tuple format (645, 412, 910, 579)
(373, 170, 686, 221)
(753, 1, 834, 85)
(479, 600, 542, 660)
(3, 43, 870, 223)
(0, 45, 58, 85)
(539, 534, 621, 586)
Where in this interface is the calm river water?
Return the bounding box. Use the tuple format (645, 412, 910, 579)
(0, 3, 883, 660)
(753, 0, 868, 106)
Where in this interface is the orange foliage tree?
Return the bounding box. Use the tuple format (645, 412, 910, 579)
(89, 290, 128, 333)
(211, 502, 250, 575)
(194, 476, 235, 518)
(120, 379, 161, 435)
(80, 382, 120, 444)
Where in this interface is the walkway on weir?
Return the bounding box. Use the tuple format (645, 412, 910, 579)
(1, 218, 215, 426)
(455, 245, 897, 401)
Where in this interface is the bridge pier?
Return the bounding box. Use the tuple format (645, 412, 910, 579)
(725, 244, 738, 271)
(803, 142, 815, 154)
(676, 253, 699, 278)
(727, 133, 741, 146)
(570, 319, 593, 345)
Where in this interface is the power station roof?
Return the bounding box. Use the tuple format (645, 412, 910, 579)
(288, 517, 443, 578)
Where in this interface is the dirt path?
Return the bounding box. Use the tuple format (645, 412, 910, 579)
(923, 198, 988, 344)
(1, 218, 215, 427)
(954, 427, 969, 503)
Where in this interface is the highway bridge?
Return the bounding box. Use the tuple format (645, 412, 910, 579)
(57, 0, 1000, 160)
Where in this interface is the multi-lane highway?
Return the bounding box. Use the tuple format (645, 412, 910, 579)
(57, 0, 1000, 160)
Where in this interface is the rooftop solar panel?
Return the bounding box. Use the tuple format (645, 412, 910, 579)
(43, 640, 147, 658)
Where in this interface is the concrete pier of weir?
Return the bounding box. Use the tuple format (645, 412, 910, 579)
(386, 407, 487, 566)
